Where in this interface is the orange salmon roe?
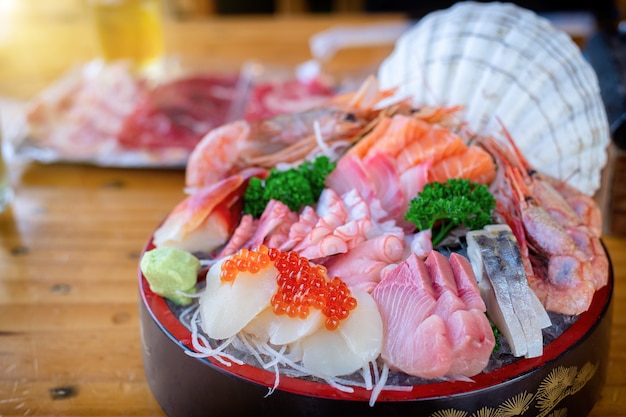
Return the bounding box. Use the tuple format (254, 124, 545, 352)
(220, 245, 357, 330)
(221, 246, 272, 282)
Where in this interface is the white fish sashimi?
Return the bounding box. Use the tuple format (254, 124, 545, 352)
(245, 306, 324, 346)
(199, 258, 279, 340)
(299, 287, 383, 377)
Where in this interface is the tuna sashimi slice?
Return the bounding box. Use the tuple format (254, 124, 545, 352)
(425, 251, 459, 298)
(449, 253, 487, 312)
(373, 252, 494, 379)
(446, 309, 495, 376)
(372, 254, 453, 378)
(391, 315, 452, 379)
(425, 251, 495, 376)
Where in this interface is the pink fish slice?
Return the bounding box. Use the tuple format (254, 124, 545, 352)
(372, 254, 453, 379)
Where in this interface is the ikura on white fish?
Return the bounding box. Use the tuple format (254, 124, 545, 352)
(199, 245, 383, 379)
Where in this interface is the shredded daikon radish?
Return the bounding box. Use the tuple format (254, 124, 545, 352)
(180, 302, 407, 406)
(265, 363, 280, 397)
(361, 364, 374, 390)
(185, 308, 243, 366)
(240, 329, 356, 393)
(261, 344, 288, 369)
(237, 333, 269, 369)
(369, 362, 390, 406)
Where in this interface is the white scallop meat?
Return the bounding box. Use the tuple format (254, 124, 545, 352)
(378, 1, 610, 195)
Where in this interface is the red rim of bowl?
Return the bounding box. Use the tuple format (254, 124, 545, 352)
(139, 237, 613, 402)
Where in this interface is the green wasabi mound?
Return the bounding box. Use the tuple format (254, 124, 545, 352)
(140, 247, 201, 305)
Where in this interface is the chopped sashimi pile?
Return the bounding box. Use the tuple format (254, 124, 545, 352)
(141, 76, 609, 403)
(244, 78, 337, 121)
(117, 75, 240, 151)
(24, 61, 336, 165)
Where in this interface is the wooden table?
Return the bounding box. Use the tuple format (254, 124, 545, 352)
(1, 2, 625, 416)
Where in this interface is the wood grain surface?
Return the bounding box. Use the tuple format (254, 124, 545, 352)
(1, 2, 625, 416)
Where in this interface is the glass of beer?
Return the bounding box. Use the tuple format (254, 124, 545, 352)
(90, 0, 165, 70)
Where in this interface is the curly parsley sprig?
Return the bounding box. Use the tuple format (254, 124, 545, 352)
(405, 178, 496, 247)
(243, 156, 336, 218)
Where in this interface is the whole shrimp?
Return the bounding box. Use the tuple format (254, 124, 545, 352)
(488, 131, 609, 289)
(185, 76, 402, 192)
(482, 134, 607, 315)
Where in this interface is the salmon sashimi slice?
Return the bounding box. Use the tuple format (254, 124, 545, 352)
(347, 115, 393, 159)
(394, 123, 467, 173)
(428, 145, 496, 185)
(370, 115, 435, 157)
(348, 114, 467, 173)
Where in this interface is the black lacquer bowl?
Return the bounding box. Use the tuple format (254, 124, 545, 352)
(139, 236, 613, 417)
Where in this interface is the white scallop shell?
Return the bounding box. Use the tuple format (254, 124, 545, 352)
(378, 1, 610, 196)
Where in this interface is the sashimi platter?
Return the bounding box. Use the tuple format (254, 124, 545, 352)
(138, 2, 614, 416)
